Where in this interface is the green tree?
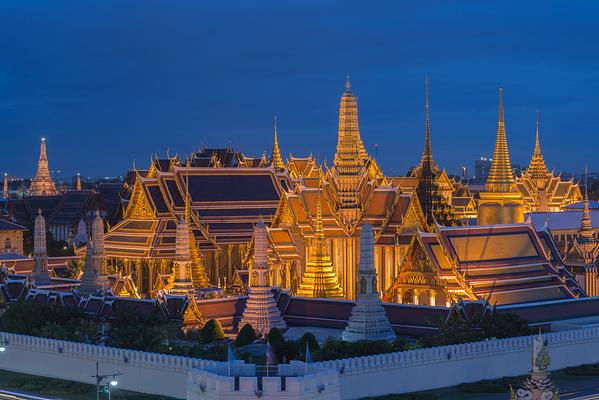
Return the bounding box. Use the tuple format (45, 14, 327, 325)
(106, 309, 168, 352)
(421, 309, 531, 347)
(200, 320, 225, 343)
(235, 324, 257, 348)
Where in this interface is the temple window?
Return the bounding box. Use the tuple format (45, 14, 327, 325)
(4, 238, 10, 250)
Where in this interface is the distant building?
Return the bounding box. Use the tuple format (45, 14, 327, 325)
(0, 219, 27, 256)
(474, 157, 492, 180)
(29, 138, 58, 196)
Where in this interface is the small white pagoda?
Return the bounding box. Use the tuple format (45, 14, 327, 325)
(239, 221, 287, 336)
(342, 224, 395, 342)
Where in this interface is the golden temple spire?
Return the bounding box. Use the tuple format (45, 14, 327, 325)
(333, 76, 367, 175)
(184, 158, 191, 224)
(526, 111, 549, 181)
(270, 116, 285, 169)
(486, 88, 517, 193)
(417, 78, 435, 173)
(579, 167, 594, 239)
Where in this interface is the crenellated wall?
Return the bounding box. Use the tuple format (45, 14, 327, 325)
(187, 361, 340, 400)
(1, 328, 599, 399)
(313, 327, 599, 399)
(0, 332, 224, 399)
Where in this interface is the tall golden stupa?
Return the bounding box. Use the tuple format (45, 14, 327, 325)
(477, 88, 525, 225)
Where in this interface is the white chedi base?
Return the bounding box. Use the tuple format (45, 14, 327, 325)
(342, 295, 396, 342)
(239, 287, 287, 336)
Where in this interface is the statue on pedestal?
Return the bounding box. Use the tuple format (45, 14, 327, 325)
(510, 332, 559, 400)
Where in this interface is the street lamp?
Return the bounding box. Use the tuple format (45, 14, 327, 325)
(92, 362, 122, 400)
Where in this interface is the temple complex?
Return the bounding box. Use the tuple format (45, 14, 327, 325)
(270, 80, 427, 299)
(515, 114, 581, 212)
(29, 138, 58, 196)
(342, 224, 395, 342)
(78, 80, 586, 308)
(239, 221, 287, 336)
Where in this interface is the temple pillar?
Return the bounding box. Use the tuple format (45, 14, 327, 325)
(135, 259, 142, 291)
(396, 289, 402, 304)
(384, 246, 393, 293)
(227, 245, 233, 283)
(215, 250, 221, 286)
(413, 289, 420, 305)
(429, 290, 436, 307)
(374, 245, 381, 293)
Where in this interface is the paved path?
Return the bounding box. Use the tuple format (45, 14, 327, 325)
(0, 389, 52, 400)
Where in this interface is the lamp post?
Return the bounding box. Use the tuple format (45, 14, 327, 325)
(92, 362, 122, 400)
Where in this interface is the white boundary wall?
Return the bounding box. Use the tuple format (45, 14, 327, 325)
(314, 327, 599, 399)
(1, 328, 599, 399)
(0, 332, 223, 399)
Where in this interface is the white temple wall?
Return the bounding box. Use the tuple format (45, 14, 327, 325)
(0, 332, 221, 399)
(314, 328, 599, 399)
(2, 329, 599, 399)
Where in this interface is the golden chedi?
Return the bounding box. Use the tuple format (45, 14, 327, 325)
(297, 187, 344, 298)
(477, 88, 524, 225)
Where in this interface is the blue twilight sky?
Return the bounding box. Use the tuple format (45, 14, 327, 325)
(1, 0, 599, 179)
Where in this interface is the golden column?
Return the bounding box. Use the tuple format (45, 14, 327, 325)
(477, 88, 524, 225)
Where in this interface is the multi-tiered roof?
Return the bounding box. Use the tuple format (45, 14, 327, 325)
(515, 114, 582, 212)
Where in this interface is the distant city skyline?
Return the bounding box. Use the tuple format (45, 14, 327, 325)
(2, 1, 599, 178)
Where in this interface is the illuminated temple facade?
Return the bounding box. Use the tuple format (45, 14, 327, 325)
(95, 81, 585, 306)
(515, 114, 581, 212)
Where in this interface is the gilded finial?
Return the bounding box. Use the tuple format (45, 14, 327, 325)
(271, 115, 284, 169)
(498, 87, 504, 126)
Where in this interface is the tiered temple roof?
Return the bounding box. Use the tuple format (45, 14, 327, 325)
(101, 153, 288, 260)
(515, 114, 582, 212)
(385, 222, 582, 305)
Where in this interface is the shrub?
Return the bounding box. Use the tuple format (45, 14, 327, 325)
(235, 324, 257, 348)
(297, 332, 320, 353)
(316, 338, 394, 361)
(266, 327, 284, 346)
(200, 319, 225, 343)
